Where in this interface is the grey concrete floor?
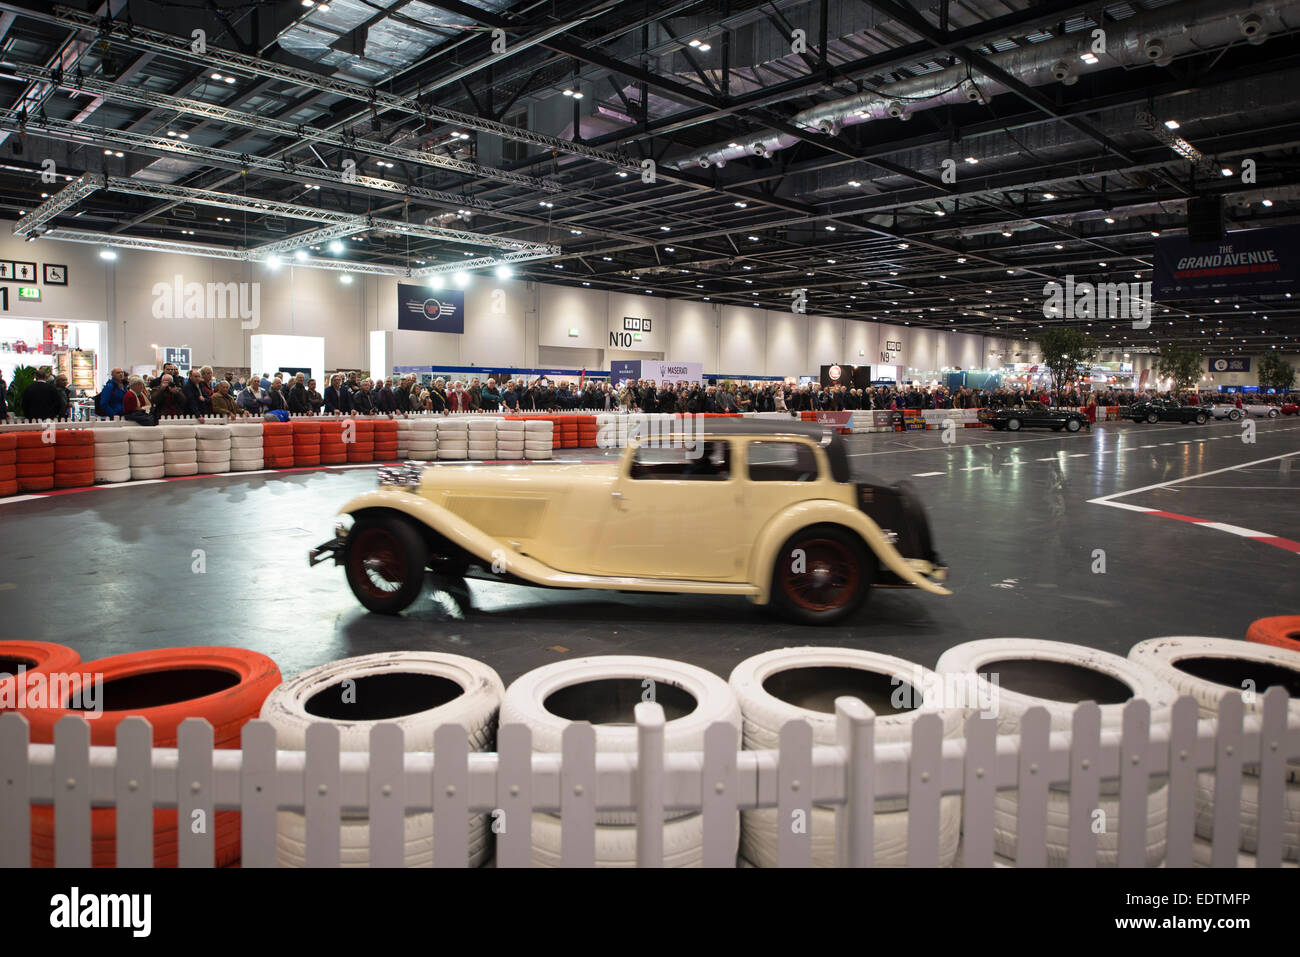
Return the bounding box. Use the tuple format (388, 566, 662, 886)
(1, 417, 1297, 685)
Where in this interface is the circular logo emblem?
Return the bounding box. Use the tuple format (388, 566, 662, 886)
(1212, 359, 1228, 372)
(422, 299, 446, 320)
(828, 364, 842, 381)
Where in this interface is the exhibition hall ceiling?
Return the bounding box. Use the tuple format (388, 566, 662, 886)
(0, 0, 1297, 354)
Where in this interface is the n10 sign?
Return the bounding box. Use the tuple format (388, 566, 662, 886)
(397, 284, 465, 334)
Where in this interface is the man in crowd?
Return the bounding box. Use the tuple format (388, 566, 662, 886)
(481, 378, 501, 411)
(0, 368, 7, 420)
(351, 378, 376, 414)
(374, 377, 395, 413)
(150, 363, 182, 389)
(183, 369, 210, 416)
(151, 373, 187, 418)
(22, 366, 66, 420)
(324, 374, 347, 413)
(210, 379, 245, 417)
(307, 379, 324, 415)
(288, 373, 311, 414)
(98, 367, 127, 418)
(264, 377, 287, 412)
(238, 378, 267, 415)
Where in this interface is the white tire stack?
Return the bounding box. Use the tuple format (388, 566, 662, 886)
(127, 427, 167, 479)
(194, 423, 232, 474)
(466, 416, 500, 460)
(1128, 636, 1300, 861)
(436, 417, 468, 460)
(730, 648, 965, 867)
(937, 638, 1178, 867)
(92, 427, 131, 483)
(499, 656, 742, 866)
(405, 418, 439, 461)
(228, 422, 265, 471)
(159, 423, 199, 476)
(523, 418, 553, 459)
(495, 419, 525, 459)
(260, 652, 505, 867)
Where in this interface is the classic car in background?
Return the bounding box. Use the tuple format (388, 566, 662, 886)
(1209, 401, 1246, 421)
(1128, 398, 1209, 424)
(978, 402, 1090, 432)
(311, 420, 949, 624)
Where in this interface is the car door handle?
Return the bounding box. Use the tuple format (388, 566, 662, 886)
(610, 490, 627, 509)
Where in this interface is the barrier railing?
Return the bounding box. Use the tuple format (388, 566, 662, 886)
(3, 689, 1295, 867)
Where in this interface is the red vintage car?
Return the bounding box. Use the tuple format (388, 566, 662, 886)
(1281, 397, 1299, 415)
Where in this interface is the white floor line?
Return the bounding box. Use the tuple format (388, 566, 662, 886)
(912, 471, 944, 477)
(1088, 451, 1300, 504)
(1198, 522, 1269, 538)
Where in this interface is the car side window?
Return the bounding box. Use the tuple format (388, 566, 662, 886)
(747, 441, 819, 482)
(629, 440, 731, 481)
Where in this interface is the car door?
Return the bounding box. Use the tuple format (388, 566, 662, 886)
(594, 439, 743, 581)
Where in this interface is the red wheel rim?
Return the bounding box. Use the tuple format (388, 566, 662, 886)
(348, 527, 410, 599)
(780, 538, 860, 612)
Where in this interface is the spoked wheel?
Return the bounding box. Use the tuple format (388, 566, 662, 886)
(1006, 418, 1021, 432)
(1195, 413, 1208, 425)
(1066, 418, 1082, 432)
(770, 525, 872, 625)
(1146, 412, 1159, 424)
(344, 514, 428, 614)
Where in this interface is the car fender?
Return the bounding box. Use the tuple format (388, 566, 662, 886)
(747, 499, 951, 603)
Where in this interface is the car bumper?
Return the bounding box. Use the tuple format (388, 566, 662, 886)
(309, 523, 348, 567)
(907, 557, 948, 584)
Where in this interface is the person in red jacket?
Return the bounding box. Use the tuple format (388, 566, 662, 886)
(446, 380, 469, 412)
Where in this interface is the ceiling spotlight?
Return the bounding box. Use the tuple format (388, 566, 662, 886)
(225, 75, 236, 84)
(166, 130, 176, 137)
(98, 248, 117, 260)
(1054, 243, 1064, 250)
(104, 149, 113, 155)
(495, 265, 513, 279)
(340, 274, 353, 285)
(1221, 168, 1234, 177)
(616, 171, 629, 178)
(747, 235, 759, 241)
(697, 43, 711, 51)
(660, 226, 671, 231)
(570, 229, 582, 235)
(211, 73, 223, 81)
(1104, 216, 1115, 224)
(1164, 119, 1181, 130)
(734, 201, 748, 208)
(1150, 230, 1161, 237)
(115, 151, 124, 158)
(848, 180, 861, 187)
(329, 240, 343, 253)
(294, 249, 307, 261)
(689, 39, 701, 47)
(562, 89, 575, 97)
(665, 246, 675, 252)
(452, 271, 470, 287)
(1080, 52, 1099, 64)
(825, 225, 836, 231)
(1262, 199, 1274, 207)
(933, 209, 946, 216)
(267, 255, 281, 269)
(964, 156, 979, 164)
(1001, 229, 1012, 237)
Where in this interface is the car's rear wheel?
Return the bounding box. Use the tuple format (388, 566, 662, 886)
(1066, 418, 1082, 432)
(1006, 418, 1021, 432)
(1269, 408, 1279, 418)
(1146, 412, 1159, 424)
(345, 514, 428, 614)
(1195, 413, 1208, 425)
(1230, 410, 1242, 421)
(769, 525, 872, 625)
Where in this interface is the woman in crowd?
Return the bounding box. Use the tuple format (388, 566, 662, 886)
(123, 375, 156, 425)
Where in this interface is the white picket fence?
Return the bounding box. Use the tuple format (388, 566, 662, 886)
(2, 689, 1296, 867)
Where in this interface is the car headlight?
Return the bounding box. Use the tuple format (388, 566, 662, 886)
(377, 463, 425, 488)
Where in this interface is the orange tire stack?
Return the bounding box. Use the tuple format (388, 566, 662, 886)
(557, 415, 578, 449)
(262, 421, 294, 469)
(53, 430, 95, 489)
(291, 419, 321, 467)
(1246, 616, 1300, 653)
(372, 419, 399, 461)
(574, 414, 598, 448)
(15, 432, 55, 492)
(0, 434, 16, 497)
(23, 647, 281, 868)
(346, 417, 375, 462)
(318, 419, 348, 465)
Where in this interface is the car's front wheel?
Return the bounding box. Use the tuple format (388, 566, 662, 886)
(1006, 417, 1022, 432)
(1269, 408, 1279, 418)
(1066, 418, 1082, 432)
(1146, 412, 1159, 424)
(769, 525, 872, 625)
(1230, 410, 1242, 421)
(344, 513, 428, 614)
(1195, 413, 1208, 425)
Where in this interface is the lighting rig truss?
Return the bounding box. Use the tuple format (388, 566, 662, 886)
(46, 4, 639, 173)
(1135, 110, 1219, 177)
(6, 62, 563, 194)
(12, 171, 104, 236)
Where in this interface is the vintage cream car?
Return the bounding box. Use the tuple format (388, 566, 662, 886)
(310, 419, 949, 624)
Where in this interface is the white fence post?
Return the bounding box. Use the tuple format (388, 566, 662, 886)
(239, 720, 277, 868)
(834, 696, 874, 868)
(1065, 701, 1102, 868)
(304, 722, 341, 868)
(53, 715, 91, 868)
(777, 718, 813, 868)
(0, 713, 30, 868)
(1210, 692, 1245, 868)
(494, 724, 533, 868)
(1254, 686, 1290, 868)
(433, 723, 469, 868)
(960, 712, 996, 867)
(114, 717, 154, 868)
(1163, 696, 1199, 868)
(560, 722, 596, 867)
(634, 701, 665, 868)
(906, 712, 943, 867)
(701, 720, 739, 868)
(368, 722, 405, 868)
(1014, 706, 1051, 867)
(1117, 699, 1152, 868)
(177, 717, 215, 868)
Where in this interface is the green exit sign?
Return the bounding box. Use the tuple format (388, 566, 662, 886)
(17, 286, 40, 300)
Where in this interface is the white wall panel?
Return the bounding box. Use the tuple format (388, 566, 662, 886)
(807, 314, 844, 370)
(721, 305, 768, 375)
